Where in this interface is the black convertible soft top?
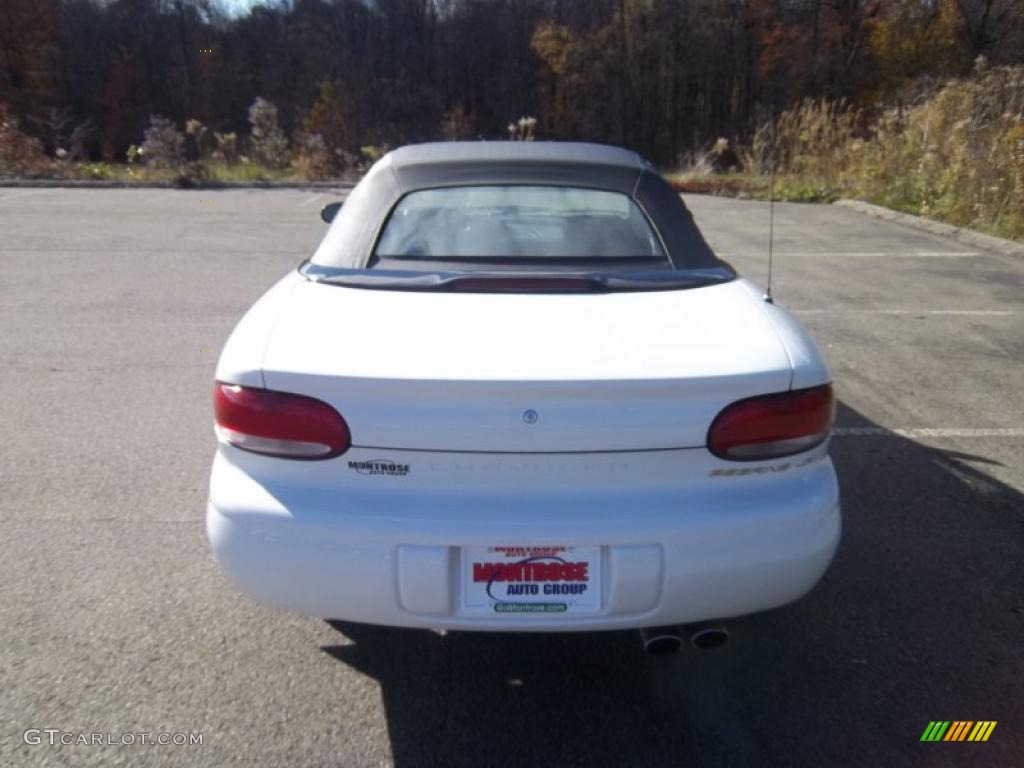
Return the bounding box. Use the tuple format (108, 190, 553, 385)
(304, 141, 735, 291)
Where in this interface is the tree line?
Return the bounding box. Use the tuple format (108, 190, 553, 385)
(1, 0, 1021, 169)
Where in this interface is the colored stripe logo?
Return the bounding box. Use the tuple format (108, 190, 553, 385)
(921, 721, 997, 742)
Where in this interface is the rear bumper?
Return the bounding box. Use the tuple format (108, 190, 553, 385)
(206, 450, 840, 631)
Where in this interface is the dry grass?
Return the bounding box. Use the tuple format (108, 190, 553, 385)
(670, 64, 1024, 242)
(0, 104, 55, 176)
(667, 173, 764, 197)
(843, 63, 1024, 239)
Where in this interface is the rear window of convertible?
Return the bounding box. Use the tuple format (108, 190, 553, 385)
(374, 186, 666, 262)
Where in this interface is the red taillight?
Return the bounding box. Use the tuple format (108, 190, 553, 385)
(213, 382, 351, 459)
(707, 384, 834, 461)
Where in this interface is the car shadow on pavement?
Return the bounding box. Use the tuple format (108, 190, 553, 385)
(321, 401, 1023, 768)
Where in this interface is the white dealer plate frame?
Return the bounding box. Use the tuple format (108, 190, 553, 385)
(461, 545, 602, 615)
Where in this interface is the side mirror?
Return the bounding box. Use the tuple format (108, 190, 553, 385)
(320, 201, 343, 223)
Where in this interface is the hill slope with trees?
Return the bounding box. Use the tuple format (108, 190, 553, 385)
(1, 0, 1021, 237)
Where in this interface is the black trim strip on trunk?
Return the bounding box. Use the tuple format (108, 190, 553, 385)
(348, 444, 706, 455)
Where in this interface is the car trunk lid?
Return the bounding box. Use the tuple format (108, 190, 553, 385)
(260, 278, 791, 452)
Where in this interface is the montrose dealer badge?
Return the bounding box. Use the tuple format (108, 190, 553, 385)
(462, 545, 601, 614)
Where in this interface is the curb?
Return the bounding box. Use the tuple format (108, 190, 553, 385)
(834, 199, 1024, 257)
(0, 179, 357, 190)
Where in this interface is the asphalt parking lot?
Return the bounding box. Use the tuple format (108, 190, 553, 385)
(1, 187, 1021, 767)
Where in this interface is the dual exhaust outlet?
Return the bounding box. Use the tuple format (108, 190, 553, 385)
(639, 622, 729, 655)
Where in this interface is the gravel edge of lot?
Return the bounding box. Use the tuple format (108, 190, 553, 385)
(834, 198, 1024, 257)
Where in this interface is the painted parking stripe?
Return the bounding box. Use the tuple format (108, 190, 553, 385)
(299, 194, 323, 207)
(793, 309, 1014, 316)
(834, 427, 1024, 438)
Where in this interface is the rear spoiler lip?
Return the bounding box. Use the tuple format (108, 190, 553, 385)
(298, 261, 736, 293)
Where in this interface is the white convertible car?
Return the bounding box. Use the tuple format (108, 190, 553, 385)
(207, 142, 840, 653)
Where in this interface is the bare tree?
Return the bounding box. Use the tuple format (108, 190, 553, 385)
(26, 108, 95, 159)
(954, 0, 1024, 58)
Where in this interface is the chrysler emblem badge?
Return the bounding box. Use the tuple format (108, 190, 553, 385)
(523, 409, 538, 424)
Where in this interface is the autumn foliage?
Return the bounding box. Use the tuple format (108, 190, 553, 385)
(0, 0, 1021, 235)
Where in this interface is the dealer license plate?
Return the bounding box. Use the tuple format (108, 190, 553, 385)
(462, 545, 601, 615)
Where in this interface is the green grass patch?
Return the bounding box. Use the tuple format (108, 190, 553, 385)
(54, 161, 317, 185)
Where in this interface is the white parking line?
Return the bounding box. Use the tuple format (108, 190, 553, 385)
(794, 309, 1015, 316)
(834, 427, 1024, 438)
(933, 458, 1004, 494)
(299, 194, 323, 207)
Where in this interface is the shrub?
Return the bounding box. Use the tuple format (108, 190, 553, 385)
(507, 116, 537, 141)
(300, 80, 362, 173)
(83, 162, 113, 180)
(26, 107, 95, 161)
(0, 103, 54, 175)
(359, 145, 383, 163)
(140, 115, 185, 168)
(294, 132, 333, 179)
(441, 104, 475, 140)
(185, 118, 216, 160)
(677, 137, 741, 177)
(174, 158, 211, 187)
(248, 97, 289, 169)
(212, 131, 239, 164)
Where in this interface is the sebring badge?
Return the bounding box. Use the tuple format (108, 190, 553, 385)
(523, 409, 538, 424)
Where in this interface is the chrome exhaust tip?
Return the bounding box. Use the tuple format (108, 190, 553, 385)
(639, 626, 685, 655)
(686, 623, 729, 650)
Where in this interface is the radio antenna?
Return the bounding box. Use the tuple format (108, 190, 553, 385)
(764, 119, 776, 304)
